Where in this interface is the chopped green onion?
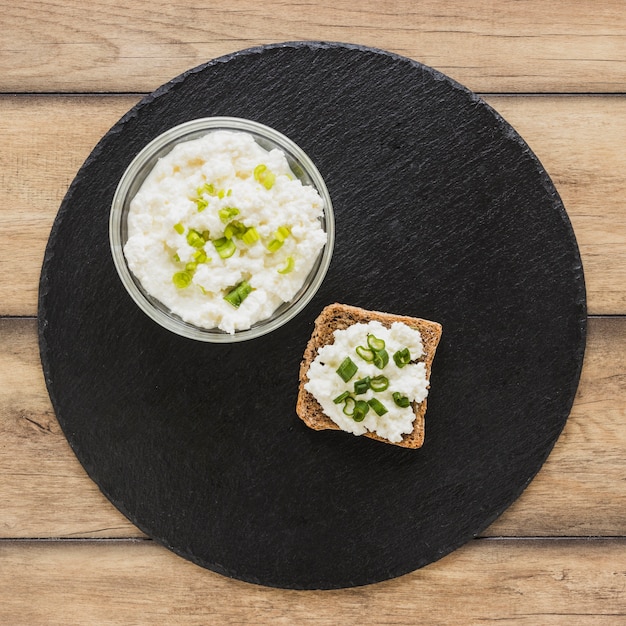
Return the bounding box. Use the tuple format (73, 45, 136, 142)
(355, 345, 375, 362)
(197, 182, 216, 196)
(223, 280, 253, 308)
(276, 226, 290, 241)
(226, 189, 232, 197)
(367, 334, 386, 351)
(212, 237, 236, 259)
(195, 198, 208, 212)
(393, 392, 410, 408)
(266, 238, 284, 253)
(342, 396, 356, 416)
(202, 230, 210, 241)
(241, 227, 260, 246)
(336, 357, 358, 382)
(254, 164, 276, 189)
(352, 400, 370, 422)
(172, 271, 192, 289)
(370, 375, 389, 392)
(393, 348, 412, 368)
(217, 189, 225, 199)
(354, 376, 371, 395)
(368, 398, 388, 416)
(193, 249, 208, 263)
(277, 256, 295, 274)
(172, 253, 180, 263)
(333, 391, 351, 404)
(373, 349, 389, 370)
(173, 222, 184, 235)
(262, 171, 275, 189)
(186, 229, 205, 248)
(266, 225, 291, 252)
(224, 220, 246, 239)
(218, 207, 240, 223)
(185, 261, 197, 273)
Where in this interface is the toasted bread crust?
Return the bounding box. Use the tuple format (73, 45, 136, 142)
(296, 303, 442, 449)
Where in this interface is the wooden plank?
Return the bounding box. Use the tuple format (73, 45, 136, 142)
(3, 1, 626, 93)
(0, 538, 625, 624)
(1, 95, 625, 315)
(1, 316, 624, 539)
(0, 95, 137, 317)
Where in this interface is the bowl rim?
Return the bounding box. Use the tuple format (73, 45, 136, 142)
(109, 116, 334, 343)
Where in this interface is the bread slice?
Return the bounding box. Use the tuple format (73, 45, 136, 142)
(296, 303, 442, 449)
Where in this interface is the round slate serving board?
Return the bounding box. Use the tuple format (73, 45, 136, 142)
(39, 42, 586, 589)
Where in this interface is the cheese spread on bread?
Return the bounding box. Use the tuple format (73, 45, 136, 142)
(304, 320, 429, 442)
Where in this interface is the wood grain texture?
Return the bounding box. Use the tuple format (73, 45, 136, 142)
(0, 538, 625, 624)
(0, 316, 624, 539)
(2, 1, 626, 93)
(1, 95, 625, 316)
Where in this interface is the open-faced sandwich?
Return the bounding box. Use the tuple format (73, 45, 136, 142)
(296, 303, 442, 448)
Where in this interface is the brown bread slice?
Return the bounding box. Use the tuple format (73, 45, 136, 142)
(296, 303, 442, 449)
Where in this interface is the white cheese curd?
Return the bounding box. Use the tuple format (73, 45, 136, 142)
(124, 130, 327, 333)
(304, 321, 429, 443)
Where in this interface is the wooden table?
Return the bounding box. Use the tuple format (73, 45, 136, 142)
(2, 2, 625, 623)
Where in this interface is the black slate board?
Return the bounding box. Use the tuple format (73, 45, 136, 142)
(38, 42, 586, 589)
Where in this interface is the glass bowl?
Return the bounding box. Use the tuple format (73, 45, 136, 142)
(109, 117, 334, 342)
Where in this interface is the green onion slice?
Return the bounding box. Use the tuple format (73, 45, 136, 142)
(217, 189, 225, 199)
(218, 207, 240, 223)
(195, 198, 208, 212)
(342, 396, 356, 416)
(185, 261, 197, 273)
(355, 345, 375, 362)
(193, 249, 208, 263)
(370, 375, 389, 392)
(367, 334, 386, 351)
(241, 227, 260, 246)
(172, 253, 180, 263)
(224, 220, 246, 240)
(354, 376, 371, 395)
(172, 271, 192, 289)
(277, 256, 295, 274)
(352, 400, 370, 422)
(173, 222, 184, 235)
(212, 237, 236, 259)
(197, 182, 216, 196)
(266, 238, 284, 253)
(368, 398, 388, 416)
(373, 348, 389, 369)
(254, 164, 276, 189)
(336, 357, 358, 382)
(393, 348, 412, 368)
(333, 391, 351, 404)
(276, 226, 290, 241)
(223, 280, 253, 308)
(392, 392, 410, 408)
(186, 229, 205, 248)
(202, 230, 211, 241)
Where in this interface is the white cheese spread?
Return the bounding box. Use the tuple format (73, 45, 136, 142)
(304, 321, 429, 442)
(124, 130, 327, 333)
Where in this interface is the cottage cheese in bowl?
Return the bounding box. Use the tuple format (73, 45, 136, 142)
(110, 118, 334, 341)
